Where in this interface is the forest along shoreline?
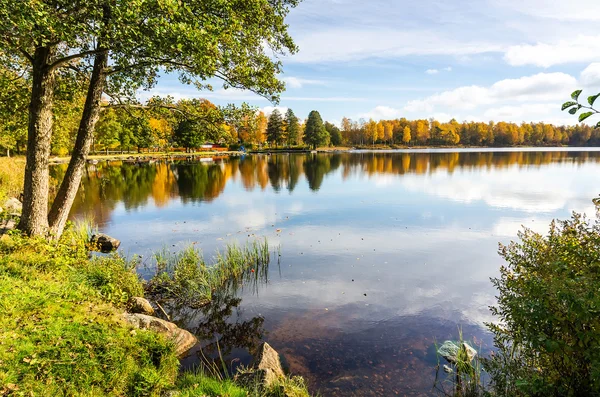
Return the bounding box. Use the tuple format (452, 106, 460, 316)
(46, 143, 599, 165)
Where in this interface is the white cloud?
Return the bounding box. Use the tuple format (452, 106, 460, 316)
(288, 28, 503, 63)
(443, 66, 453, 72)
(482, 103, 556, 120)
(358, 105, 403, 120)
(426, 69, 439, 75)
(404, 72, 576, 113)
(580, 63, 600, 88)
(504, 35, 600, 67)
(498, 0, 600, 22)
(261, 106, 289, 116)
(282, 77, 327, 88)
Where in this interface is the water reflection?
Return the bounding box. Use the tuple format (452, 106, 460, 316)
(53, 149, 600, 396)
(51, 150, 600, 226)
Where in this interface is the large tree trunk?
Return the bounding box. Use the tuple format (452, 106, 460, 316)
(18, 46, 56, 236)
(48, 49, 108, 238)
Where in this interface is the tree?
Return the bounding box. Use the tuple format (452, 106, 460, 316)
(303, 111, 329, 149)
(402, 126, 411, 144)
(174, 120, 204, 152)
(324, 122, 342, 146)
(284, 108, 300, 146)
(266, 109, 284, 146)
(1, 0, 299, 237)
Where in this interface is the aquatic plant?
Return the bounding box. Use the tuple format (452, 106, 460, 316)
(146, 239, 272, 309)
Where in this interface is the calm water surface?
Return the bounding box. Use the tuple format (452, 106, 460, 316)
(54, 149, 600, 396)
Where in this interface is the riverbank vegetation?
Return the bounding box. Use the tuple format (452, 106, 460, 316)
(0, 225, 310, 396)
(146, 240, 272, 309)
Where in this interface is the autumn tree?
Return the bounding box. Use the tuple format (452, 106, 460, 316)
(0, 0, 299, 237)
(402, 126, 411, 145)
(304, 111, 329, 149)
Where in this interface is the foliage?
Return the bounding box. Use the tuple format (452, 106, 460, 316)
(285, 108, 301, 146)
(267, 109, 285, 146)
(485, 206, 600, 396)
(303, 110, 329, 149)
(325, 121, 342, 146)
(562, 89, 600, 128)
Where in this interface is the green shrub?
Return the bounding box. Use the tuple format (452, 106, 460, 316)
(485, 208, 600, 396)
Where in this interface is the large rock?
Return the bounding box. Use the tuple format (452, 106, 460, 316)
(235, 342, 285, 389)
(122, 313, 197, 357)
(90, 233, 121, 253)
(127, 297, 155, 315)
(437, 341, 477, 364)
(3, 198, 22, 215)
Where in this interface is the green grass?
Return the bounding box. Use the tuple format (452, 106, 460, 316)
(0, 156, 24, 205)
(0, 228, 179, 396)
(146, 239, 272, 308)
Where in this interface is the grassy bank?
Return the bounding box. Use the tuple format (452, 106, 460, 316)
(0, 226, 309, 396)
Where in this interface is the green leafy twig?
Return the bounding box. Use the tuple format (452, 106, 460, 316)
(562, 90, 600, 127)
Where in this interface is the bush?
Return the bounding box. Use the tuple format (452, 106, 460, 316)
(485, 207, 600, 396)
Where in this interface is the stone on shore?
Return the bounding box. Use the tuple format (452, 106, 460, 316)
(127, 297, 155, 315)
(122, 313, 197, 357)
(235, 342, 285, 390)
(90, 233, 121, 252)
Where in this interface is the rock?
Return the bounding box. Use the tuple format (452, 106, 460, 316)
(128, 297, 155, 315)
(235, 342, 285, 389)
(122, 313, 197, 357)
(437, 341, 477, 364)
(0, 219, 16, 235)
(90, 233, 121, 252)
(3, 198, 22, 214)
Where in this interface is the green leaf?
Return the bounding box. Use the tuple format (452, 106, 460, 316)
(578, 112, 594, 122)
(571, 90, 583, 101)
(595, 121, 600, 129)
(561, 101, 577, 111)
(569, 107, 578, 115)
(588, 94, 600, 106)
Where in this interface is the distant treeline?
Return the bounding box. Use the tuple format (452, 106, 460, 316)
(337, 117, 600, 147)
(3, 98, 599, 157)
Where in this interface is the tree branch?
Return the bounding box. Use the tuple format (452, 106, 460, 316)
(18, 48, 34, 63)
(48, 50, 100, 71)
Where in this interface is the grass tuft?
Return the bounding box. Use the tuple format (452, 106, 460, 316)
(146, 239, 272, 308)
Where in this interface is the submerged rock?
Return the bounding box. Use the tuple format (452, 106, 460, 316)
(437, 341, 477, 364)
(122, 313, 197, 357)
(90, 233, 121, 252)
(127, 297, 154, 315)
(235, 342, 285, 390)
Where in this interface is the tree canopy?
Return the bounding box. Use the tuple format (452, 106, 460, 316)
(0, 0, 300, 237)
(303, 110, 329, 149)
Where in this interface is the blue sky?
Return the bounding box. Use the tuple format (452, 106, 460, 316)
(142, 0, 600, 126)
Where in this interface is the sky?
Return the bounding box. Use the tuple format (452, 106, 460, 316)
(142, 0, 600, 126)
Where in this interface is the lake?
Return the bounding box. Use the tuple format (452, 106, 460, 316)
(54, 148, 600, 396)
